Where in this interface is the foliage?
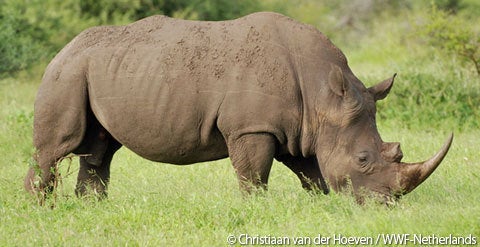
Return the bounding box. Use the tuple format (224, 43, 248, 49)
(0, 1, 43, 75)
(0, 0, 96, 75)
(414, 3, 480, 76)
(281, 0, 412, 48)
(376, 69, 480, 131)
(168, 0, 262, 21)
(78, 0, 262, 22)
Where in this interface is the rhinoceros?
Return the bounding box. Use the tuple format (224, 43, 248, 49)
(25, 12, 453, 204)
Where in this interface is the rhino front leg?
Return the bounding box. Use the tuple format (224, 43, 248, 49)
(279, 156, 329, 194)
(75, 138, 121, 198)
(227, 133, 276, 193)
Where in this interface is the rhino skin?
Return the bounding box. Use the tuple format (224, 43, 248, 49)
(25, 12, 453, 204)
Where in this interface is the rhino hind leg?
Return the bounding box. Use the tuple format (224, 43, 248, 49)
(227, 133, 276, 193)
(25, 98, 88, 199)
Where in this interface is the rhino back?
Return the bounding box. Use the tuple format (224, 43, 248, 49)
(69, 12, 340, 163)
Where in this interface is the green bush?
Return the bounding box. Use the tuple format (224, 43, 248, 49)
(0, 0, 95, 76)
(414, 3, 480, 76)
(0, 2, 43, 75)
(168, 0, 261, 20)
(376, 69, 480, 131)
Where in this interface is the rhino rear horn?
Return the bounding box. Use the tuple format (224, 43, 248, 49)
(368, 73, 396, 101)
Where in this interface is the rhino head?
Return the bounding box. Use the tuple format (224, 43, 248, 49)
(310, 66, 453, 204)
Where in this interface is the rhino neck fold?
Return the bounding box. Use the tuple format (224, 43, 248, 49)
(290, 54, 322, 158)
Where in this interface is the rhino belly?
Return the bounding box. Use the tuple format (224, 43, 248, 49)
(87, 79, 228, 164)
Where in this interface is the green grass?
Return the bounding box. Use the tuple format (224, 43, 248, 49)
(0, 75, 479, 246)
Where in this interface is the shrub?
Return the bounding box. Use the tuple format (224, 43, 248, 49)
(414, 3, 480, 76)
(0, 2, 44, 75)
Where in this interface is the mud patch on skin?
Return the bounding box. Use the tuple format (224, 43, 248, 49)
(234, 25, 271, 68)
(258, 59, 292, 91)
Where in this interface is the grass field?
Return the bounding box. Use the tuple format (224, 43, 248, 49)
(0, 70, 479, 246)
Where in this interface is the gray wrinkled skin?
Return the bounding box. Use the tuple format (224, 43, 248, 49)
(25, 12, 452, 203)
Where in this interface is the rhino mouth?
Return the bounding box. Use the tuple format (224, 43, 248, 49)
(349, 180, 401, 206)
(383, 195, 398, 207)
(366, 190, 402, 207)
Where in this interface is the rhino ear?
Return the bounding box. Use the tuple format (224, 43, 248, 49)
(328, 65, 348, 97)
(368, 73, 397, 101)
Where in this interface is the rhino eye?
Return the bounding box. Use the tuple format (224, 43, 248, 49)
(356, 152, 370, 165)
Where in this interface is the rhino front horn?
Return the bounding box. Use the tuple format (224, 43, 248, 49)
(397, 133, 454, 195)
